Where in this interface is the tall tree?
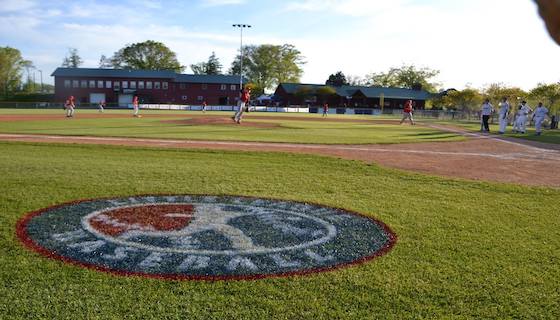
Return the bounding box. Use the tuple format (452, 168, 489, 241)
(347, 75, 366, 86)
(482, 83, 527, 107)
(61, 48, 83, 68)
(0, 47, 31, 97)
(229, 44, 305, 91)
(529, 82, 560, 113)
(367, 64, 440, 92)
(325, 71, 349, 87)
(190, 52, 223, 75)
(441, 88, 483, 111)
(110, 40, 184, 72)
(99, 55, 113, 68)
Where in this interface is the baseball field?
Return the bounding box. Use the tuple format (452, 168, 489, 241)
(1, 109, 559, 319)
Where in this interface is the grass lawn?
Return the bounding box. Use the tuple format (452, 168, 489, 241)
(0, 109, 462, 144)
(1, 141, 559, 319)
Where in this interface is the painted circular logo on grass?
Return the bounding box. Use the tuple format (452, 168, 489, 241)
(17, 195, 396, 280)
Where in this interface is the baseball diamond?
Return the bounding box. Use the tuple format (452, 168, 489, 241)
(17, 195, 396, 280)
(2, 1, 560, 318)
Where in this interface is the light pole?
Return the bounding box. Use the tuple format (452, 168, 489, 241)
(232, 24, 251, 89)
(38, 70, 43, 93)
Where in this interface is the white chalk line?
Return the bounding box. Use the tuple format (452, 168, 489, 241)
(424, 124, 559, 154)
(1, 133, 559, 162)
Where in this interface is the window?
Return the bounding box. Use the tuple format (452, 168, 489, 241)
(230, 84, 237, 91)
(81, 80, 87, 88)
(162, 82, 168, 90)
(73, 80, 79, 88)
(202, 84, 208, 90)
(97, 80, 104, 88)
(89, 80, 96, 88)
(130, 81, 136, 89)
(197, 96, 204, 101)
(220, 84, 226, 90)
(105, 81, 112, 89)
(122, 81, 128, 89)
(179, 83, 186, 90)
(154, 82, 161, 89)
(138, 81, 144, 89)
(146, 81, 153, 89)
(114, 81, 120, 90)
(64, 80, 71, 88)
(181, 95, 188, 101)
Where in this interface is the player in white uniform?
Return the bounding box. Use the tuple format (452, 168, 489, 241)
(513, 101, 532, 134)
(480, 99, 493, 132)
(532, 102, 549, 136)
(497, 97, 510, 134)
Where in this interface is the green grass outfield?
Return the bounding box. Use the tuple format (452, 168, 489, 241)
(1, 141, 559, 319)
(0, 109, 462, 144)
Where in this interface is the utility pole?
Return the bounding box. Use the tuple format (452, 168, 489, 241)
(232, 24, 251, 89)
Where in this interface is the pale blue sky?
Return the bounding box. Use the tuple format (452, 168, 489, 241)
(1, 0, 559, 90)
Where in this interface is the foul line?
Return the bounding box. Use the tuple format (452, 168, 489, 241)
(424, 124, 558, 153)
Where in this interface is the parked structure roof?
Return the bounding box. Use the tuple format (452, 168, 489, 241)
(277, 83, 433, 100)
(52, 68, 245, 85)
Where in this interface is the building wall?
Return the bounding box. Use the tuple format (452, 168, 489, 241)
(273, 88, 427, 109)
(54, 76, 241, 105)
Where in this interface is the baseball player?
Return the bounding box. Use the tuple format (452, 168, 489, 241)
(202, 100, 207, 113)
(480, 99, 494, 132)
(132, 95, 140, 117)
(497, 97, 510, 134)
(532, 102, 549, 136)
(322, 103, 329, 117)
(98, 100, 105, 113)
(233, 87, 251, 124)
(400, 100, 415, 125)
(513, 101, 532, 134)
(64, 95, 75, 117)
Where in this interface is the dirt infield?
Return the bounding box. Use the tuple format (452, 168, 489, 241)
(1, 126, 559, 187)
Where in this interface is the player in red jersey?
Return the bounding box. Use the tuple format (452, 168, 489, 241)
(132, 95, 140, 117)
(233, 87, 251, 124)
(65, 95, 75, 117)
(400, 100, 415, 125)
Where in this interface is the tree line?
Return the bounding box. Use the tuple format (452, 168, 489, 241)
(2, 41, 559, 111)
(324, 67, 559, 114)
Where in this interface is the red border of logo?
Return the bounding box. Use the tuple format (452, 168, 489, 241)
(16, 194, 398, 281)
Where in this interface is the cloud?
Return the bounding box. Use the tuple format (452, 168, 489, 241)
(140, 0, 162, 9)
(0, 0, 36, 12)
(283, 0, 411, 17)
(200, 0, 246, 7)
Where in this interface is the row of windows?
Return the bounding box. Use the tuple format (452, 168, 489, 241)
(181, 96, 205, 101)
(63, 80, 238, 91)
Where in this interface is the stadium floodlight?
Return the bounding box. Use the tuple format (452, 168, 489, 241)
(232, 24, 251, 89)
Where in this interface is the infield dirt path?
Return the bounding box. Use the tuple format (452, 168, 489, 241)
(1, 118, 559, 187)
